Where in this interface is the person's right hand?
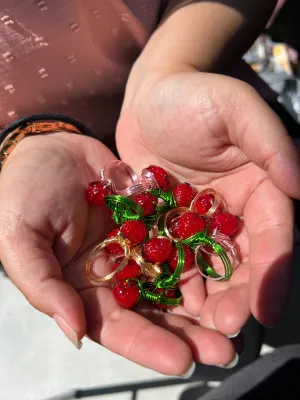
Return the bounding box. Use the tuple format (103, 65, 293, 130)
(0, 132, 239, 376)
(0, 132, 117, 348)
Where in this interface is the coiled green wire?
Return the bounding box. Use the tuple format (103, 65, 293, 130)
(154, 243, 185, 288)
(105, 194, 166, 231)
(143, 288, 182, 306)
(193, 236, 232, 281)
(105, 195, 144, 224)
(149, 189, 176, 208)
(105, 194, 233, 281)
(132, 279, 182, 306)
(181, 230, 208, 246)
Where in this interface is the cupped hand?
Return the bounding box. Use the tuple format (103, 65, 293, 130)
(117, 71, 299, 348)
(0, 132, 115, 343)
(0, 131, 235, 376)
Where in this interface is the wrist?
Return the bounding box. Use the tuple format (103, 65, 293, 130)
(123, 56, 195, 110)
(0, 115, 93, 172)
(2, 131, 76, 167)
(124, 0, 279, 100)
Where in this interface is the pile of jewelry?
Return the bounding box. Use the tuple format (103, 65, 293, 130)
(85, 162, 240, 310)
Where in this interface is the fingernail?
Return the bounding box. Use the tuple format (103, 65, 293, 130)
(218, 353, 239, 369)
(226, 329, 241, 339)
(178, 362, 196, 379)
(54, 315, 82, 350)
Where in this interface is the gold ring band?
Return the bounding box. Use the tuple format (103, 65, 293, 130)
(190, 188, 222, 218)
(164, 207, 189, 242)
(86, 235, 131, 283)
(131, 247, 162, 280)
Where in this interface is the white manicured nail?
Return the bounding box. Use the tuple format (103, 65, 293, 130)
(218, 353, 239, 369)
(54, 315, 82, 350)
(226, 329, 241, 339)
(179, 362, 196, 379)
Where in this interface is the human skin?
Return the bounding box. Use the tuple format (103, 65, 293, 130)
(1, 0, 296, 375)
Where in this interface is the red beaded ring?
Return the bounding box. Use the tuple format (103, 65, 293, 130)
(190, 188, 223, 218)
(86, 234, 131, 283)
(198, 230, 237, 270)
(163, 207, 190, 242)
(85, 162, 241, 310)
(131, 246, 163, 280)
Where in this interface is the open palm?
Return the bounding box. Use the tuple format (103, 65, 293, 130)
(1, 73, 299, 377)
(117, 72, 299, 343)
(0, 131, 238, 376)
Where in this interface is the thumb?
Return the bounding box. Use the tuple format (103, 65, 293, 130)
(0, 218, 86, 349)
(228, 80, 300, 200)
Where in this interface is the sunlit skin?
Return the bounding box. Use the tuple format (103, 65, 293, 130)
(0, 0, 296, 376)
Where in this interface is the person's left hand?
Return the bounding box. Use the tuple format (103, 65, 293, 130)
(117, 71, 300, 364)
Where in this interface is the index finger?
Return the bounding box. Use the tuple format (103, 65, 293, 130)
(245, 178, 294, 326)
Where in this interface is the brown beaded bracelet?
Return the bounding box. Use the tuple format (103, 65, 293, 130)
(0, 114, 93, 171)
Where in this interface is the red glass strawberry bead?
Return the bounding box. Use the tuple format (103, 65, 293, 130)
(145, 165, 170, 191)
(112, 280, 140, 309)
(120, 220, 147, 245)
(194, 193, 214, 215)
(194, 193, 222, 216)
(168, 245, 194, 272)
(210, 212, 240, 237)
(176, 211, 205, 239)
(143, 237, 172, 263)
(173, 183, 195, 207)
(105, 228, 124, 255)
(86, 181, 111, 206)
(154, 288, 178, 309)
(113, 257, 141, 281)
(133, 192, 157, 216)
(170, 218, 181, 238)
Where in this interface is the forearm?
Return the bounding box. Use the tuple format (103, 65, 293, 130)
(133, 0, 277, 75)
